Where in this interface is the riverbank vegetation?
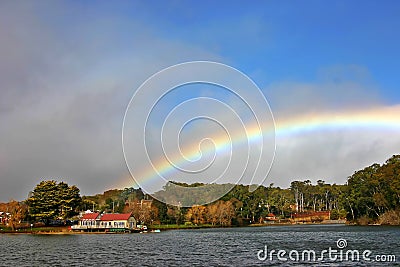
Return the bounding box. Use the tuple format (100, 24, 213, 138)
(1, 155, 399, 230)
(345, 155, 400, 225)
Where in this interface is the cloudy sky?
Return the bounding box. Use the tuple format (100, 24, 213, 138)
(1, 1, 400, 201)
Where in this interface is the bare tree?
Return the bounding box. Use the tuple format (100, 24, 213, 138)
(206, 200, 234, 226)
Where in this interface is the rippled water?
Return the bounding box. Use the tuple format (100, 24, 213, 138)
(0, 225, 399, 266)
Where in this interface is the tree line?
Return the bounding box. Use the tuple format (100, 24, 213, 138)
(1, 155, 399, 228)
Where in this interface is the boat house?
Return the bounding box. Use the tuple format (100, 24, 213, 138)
(72, 212, 137, 232)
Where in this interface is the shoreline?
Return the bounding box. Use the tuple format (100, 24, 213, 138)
(3, 220, 399, 235)
(0, 221, 348, 235)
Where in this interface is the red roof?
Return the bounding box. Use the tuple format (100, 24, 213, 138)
(81, 212, 100, 220)
(100, 213, 132, 221)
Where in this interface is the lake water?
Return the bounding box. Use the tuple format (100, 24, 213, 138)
(0, 225, 399, 266)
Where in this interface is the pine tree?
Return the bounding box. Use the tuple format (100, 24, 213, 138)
(27, 180, 82, 224)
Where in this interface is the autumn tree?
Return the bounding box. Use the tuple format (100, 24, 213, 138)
(5, 200, 27, 231)
(206, 200, 235, 226)
(124, 200, 159, 225)
(186, 205, 206, 225)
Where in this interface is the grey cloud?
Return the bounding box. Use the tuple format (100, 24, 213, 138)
(262, 68, 399, 187)
(0, 2, 221, 201)
(1, 2, 398, 203)
(268, 129, 400, 188)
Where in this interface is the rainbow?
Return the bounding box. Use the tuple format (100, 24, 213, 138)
(134, 120, 268, 190)
(276, 105, 400, 137)
(121, 104, 400, 190)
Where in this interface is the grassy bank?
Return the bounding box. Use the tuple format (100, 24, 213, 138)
(0, 226, 69, 234)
